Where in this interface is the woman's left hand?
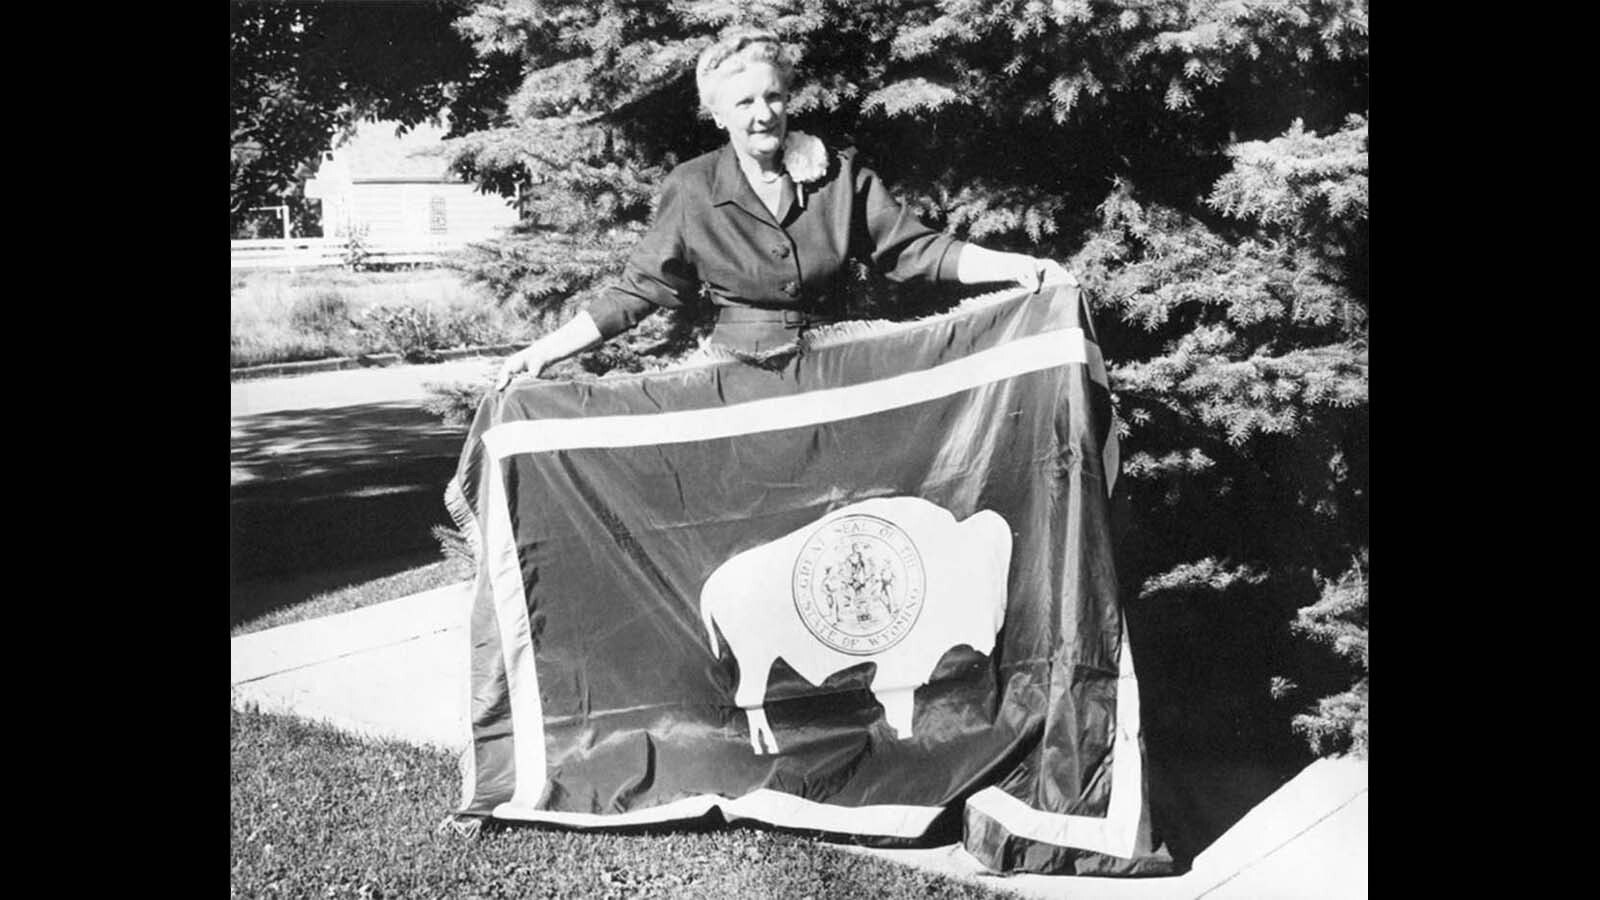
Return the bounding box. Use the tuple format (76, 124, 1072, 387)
(955, 246, 1081, 292)
(1014, 256, 1079, 293)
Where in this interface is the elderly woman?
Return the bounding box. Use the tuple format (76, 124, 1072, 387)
(496, 27, 1074, 389)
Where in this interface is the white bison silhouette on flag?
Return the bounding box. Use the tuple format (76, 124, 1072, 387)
(700, 496, 1012, 755)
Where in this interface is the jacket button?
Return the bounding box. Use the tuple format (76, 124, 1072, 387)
(781, 280, 799, 296)
(772, 244, 791, 258)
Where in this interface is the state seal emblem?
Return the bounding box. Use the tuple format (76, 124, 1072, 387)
(791, 514, 926, 655)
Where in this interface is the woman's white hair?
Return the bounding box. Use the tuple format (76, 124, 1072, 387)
(695, 27, 796, 116)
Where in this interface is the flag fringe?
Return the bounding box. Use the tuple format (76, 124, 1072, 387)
(443, 476, 481, 563)
(435, 814, 484, 840)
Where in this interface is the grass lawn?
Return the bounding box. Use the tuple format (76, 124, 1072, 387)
(231, 705, 1010, 899)
(231, 557, 472, 638)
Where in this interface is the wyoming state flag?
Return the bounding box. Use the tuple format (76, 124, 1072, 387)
(446, 284, 1171, 875)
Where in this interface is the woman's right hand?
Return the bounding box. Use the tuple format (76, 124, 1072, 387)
(495, 345, 550, 391)
(492, 312, 606, 391)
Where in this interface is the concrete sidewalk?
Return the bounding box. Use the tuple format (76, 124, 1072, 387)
(231, 583, 471, 749)
(231, 588, 1367, 899)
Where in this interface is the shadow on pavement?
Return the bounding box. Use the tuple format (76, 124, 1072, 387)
(232, 401, 463, 485)
(230, 400, 469, 625)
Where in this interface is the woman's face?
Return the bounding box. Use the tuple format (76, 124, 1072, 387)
(709, 62, 788, 165)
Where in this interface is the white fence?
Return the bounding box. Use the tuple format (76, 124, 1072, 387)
(230, 235, 497, 269)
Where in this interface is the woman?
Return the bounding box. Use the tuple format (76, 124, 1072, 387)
(495, 26, 1074, 390)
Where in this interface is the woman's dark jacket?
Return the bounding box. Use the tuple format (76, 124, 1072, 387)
(585, 141, 969, 340)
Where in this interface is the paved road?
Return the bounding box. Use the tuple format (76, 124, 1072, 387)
(231, 357, 503, 419)
(230, 356, 504, 625)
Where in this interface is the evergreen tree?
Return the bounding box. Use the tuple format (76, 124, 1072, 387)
(440, 0, 1369, 758)
(1082, 113, 1368, 759)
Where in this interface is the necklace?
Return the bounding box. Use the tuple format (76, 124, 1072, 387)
(740, 156, 786, 184)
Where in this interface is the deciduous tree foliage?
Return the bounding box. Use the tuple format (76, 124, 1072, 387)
(443, 0, 1369, 758)
(229, 0, 521, 237)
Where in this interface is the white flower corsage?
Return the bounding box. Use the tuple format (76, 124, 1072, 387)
(782, 130, 828, 206)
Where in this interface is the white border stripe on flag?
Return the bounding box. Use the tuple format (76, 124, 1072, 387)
(491, 790, 942, 837)
(484, 456, 548, 808)
(965, 623, 1144, 857)
(483, 327, 1094, 458)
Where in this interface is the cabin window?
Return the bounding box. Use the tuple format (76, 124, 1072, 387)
(429, 195, 448, 234)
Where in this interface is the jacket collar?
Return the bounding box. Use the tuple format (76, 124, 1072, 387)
(709, 143, 745, 206)
(709, 142, 784, 228)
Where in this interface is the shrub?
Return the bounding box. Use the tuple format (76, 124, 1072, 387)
(438, 306, 502, 349)
(422, 380, 491, 429)
(341, 224, 373, 272)
(359, 304, 450, 362)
